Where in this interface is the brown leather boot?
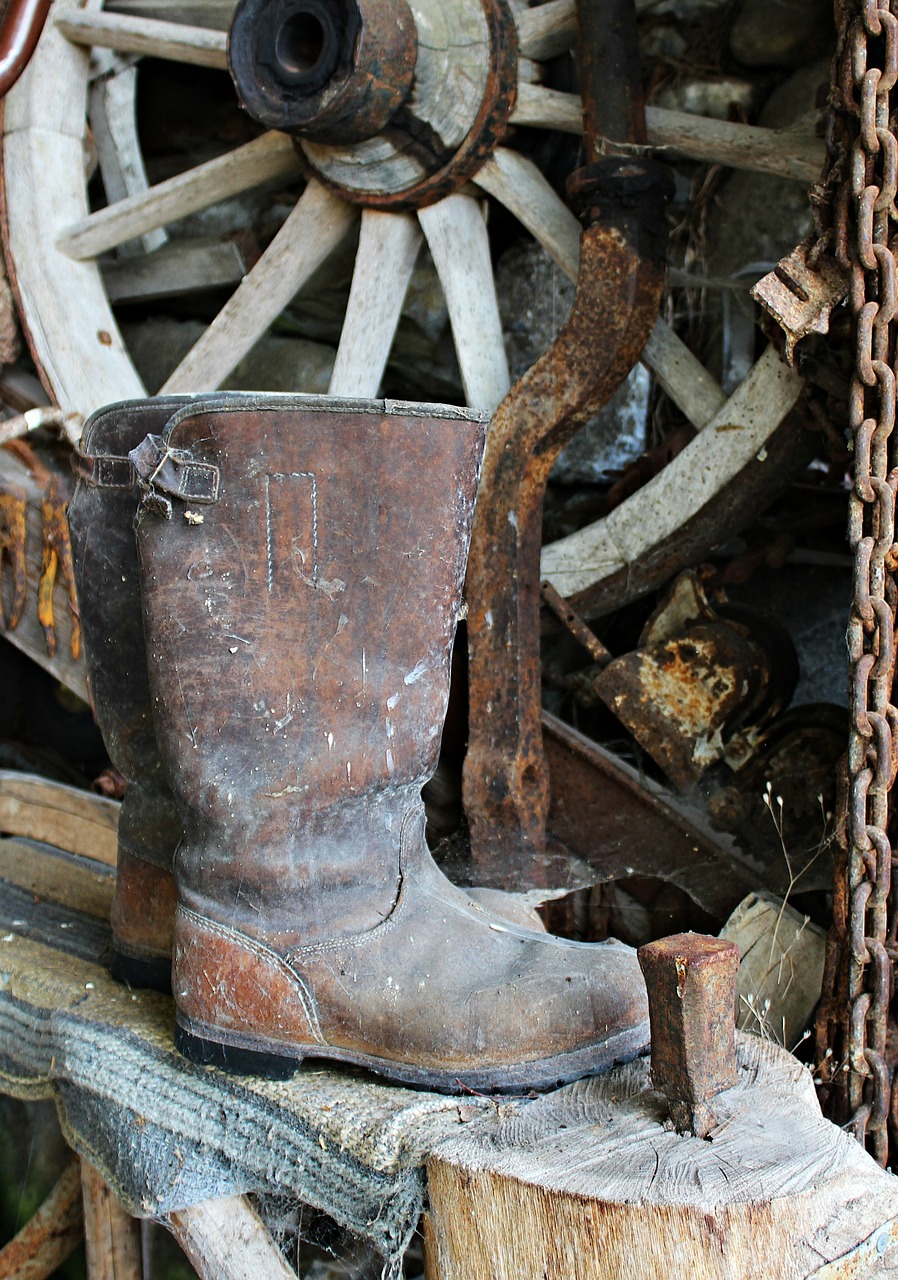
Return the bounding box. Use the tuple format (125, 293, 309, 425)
(70, 397, 539, 992)
(69, 397, 193, 990)
(133, 394, 649, 1093)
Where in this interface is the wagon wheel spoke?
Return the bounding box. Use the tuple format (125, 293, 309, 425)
(162, 178, 358, 393)
(55, 9, 228, 68)
(475, 148, 726, 429)
(418, 193, 511, 414)
(56, 131, 303, 261)
(328, 210, 422, 398)
(515, 0, 576, 61)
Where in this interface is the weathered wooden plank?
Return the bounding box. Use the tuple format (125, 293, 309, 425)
(56, 10, 229, 69)
(103, 238, 245, 304)
(166, 1198, 297, 1280)
(55, 133, 303, 262)
(0, 772, 118, 867)
(419, 193, 511, 413)
(81, 1163, 142, 1280)
(425, 1037, 898, 1280)
(0, 834, 115, 919)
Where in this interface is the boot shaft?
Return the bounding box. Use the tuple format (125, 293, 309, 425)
(134, 395, 486, 937)
(69, 397, 192, 865)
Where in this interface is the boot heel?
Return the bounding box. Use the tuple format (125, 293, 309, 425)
(173, 906, 324, 1070)
(109, 949, 172, 993)
(174, 1020, 300, 1080)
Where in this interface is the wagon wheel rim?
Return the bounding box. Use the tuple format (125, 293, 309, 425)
(1, 0, 811, 608)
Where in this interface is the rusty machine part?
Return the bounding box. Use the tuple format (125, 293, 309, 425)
(0, 0, 50, 100)
(462, 0, 671, 883)
(228, 0, 518, 209)
(638, 933, 740, 1139)
(228, 0, 417, 144)
(814, 0, 898, 1167)
(587, 569, 797, 791)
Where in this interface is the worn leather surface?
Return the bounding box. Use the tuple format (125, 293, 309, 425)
(135, 394, 649, 1089)
(69, 397, 191, 961)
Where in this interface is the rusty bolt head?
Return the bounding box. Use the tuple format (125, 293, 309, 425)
(637, 933, 740, 1139)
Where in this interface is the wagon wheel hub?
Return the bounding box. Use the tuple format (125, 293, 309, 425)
(228, 0, 519, 210)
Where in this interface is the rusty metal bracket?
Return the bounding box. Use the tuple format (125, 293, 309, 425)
(462, 0, 670, 882)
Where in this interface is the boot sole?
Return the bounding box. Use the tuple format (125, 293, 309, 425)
(109, 947, 172, 994)
(174, 1013, 650, 1094)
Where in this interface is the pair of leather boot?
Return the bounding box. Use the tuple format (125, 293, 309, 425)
(70, 393, 649, 1093)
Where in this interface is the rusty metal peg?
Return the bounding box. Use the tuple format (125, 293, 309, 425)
(637, 933, 740, 1139)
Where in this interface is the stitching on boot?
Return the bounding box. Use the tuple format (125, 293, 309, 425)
(286, 806, 420, 962)
(178, 907, 325, 1043)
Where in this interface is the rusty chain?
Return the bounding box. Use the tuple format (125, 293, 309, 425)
(815, 0, 898, 1166)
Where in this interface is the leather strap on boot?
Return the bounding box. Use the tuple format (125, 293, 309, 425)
(129, 434, 220, 519)
(70, 450, 134, 490)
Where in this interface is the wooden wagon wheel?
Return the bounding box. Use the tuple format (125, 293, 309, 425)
(1, 0, 817, 439)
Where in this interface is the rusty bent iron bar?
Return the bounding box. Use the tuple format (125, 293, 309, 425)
(463, 0, 672, 882)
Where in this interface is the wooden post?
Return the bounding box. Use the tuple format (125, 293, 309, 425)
(81, 1163, 142, 1280)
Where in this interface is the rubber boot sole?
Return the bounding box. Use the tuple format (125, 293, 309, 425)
(175, 1013, 650, 1095)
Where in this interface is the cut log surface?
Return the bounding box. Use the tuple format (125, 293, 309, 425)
(426, 1037, 898, 1280)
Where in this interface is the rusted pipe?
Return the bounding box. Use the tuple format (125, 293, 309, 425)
(462, 0, 670, 883)
(577, 0, 647, 152)
(0, 0, 50, 100)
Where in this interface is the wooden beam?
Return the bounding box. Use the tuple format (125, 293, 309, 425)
(81, 1163, 142, 1280)
(166, 1198, 297, 1280)
(0, 771, 119, 867)
(103, 238, 246, 303)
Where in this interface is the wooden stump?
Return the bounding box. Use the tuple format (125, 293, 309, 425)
(425, 1038, 898, 1279)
